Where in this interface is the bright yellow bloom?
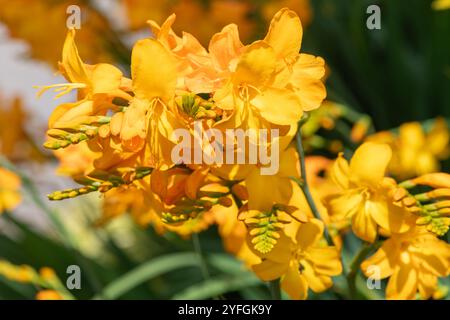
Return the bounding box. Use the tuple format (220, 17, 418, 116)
(432, 0, 450, 10)
(325, 142, 416, 242)
(111, 38, 179, 168)
(39, 29, 130, 128)
(367, 119, 449, 179)
(0, 167, 21, 213)
(252, 219, 342, 300)
(210, 8, 326, 128)
(361, 227, 450, 300)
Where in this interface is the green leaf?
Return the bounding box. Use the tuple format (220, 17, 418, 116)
(94, 252, 200, 299)
(172, 274, 262, 300)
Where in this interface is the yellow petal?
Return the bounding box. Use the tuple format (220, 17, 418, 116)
(330, 153, 350, 189)
(308, 247, 342, 277)
(350, 142, 392, 186)
(278, 146, 301, 178)
(369, 196, 415, 234)
(301, 260, 333, 293)
(263, 232, 294, 264)
(209, 24, 243, 71)
(233, 41, 276, 88)
(264, 8, 302, 62)
(131, 39, 176, 102)
(281, 265, 308, 300)
(361, 240, 399, 279)
(185, 167, 209, 200)
(251, 87, 303, 126)
(386, 264, 418, 300)
(289, 54, 326, 111)
(325, 192, 363, 219)
(351, 203, 378, 243)
(61, 29, 90, 85)
(417, 272, 437, 299)
(252, 260, 288, 282)
(296, 219, 324, 249)
(50, 100, 94, 129)
(91, 63, 124, 95)
(245, 171, 293, 211)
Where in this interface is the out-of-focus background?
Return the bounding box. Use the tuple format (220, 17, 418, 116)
(0, 0, 449, 300)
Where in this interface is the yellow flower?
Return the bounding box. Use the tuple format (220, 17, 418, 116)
(432, 0, 450, 10)
(39, 29, 130, 127)
(212, 9, 325, 129)
(325, 142, 416, 242)
(0, 168, 21, 213)
(361, 227, 450, 300)
(367, 119, 449, 179)
(252, 219, 342, 300)
(112, 38, 179, 168)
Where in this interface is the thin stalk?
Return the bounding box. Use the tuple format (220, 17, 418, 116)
(269, 279, 281, 300)
(346, 242, 380, 299)
(295, 128, 333, 245)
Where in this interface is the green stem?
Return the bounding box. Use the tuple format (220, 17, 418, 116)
(295, 127, 333, 245)
(269, 279, 281, 300)
(346, 242, 380, 299)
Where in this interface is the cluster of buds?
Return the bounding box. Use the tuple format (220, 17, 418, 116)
(394, 173, 450, 236)
(48, 166, 152, 200)
(238, 204, 307, 254)
(45, 116, 111, 150)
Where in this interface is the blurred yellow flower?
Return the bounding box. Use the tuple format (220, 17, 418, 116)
(325, 142, 416, 242)
(0, 0, 117, 67)
(0, 95, 44, 162)
(54, 142, 97, 178)
(362, 227, 450, 300)
(252, 219, 342, 300)
(432, 0, 450, 10)
(36, 290, 64, 300)
(367, 119, 449, 179)
(0, 167, 21, 213)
